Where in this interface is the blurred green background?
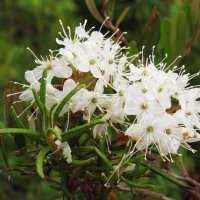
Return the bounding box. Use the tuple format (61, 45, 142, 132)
(0, 0, 200, 199)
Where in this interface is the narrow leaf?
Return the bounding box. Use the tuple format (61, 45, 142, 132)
(115, 6, 130, 27)
(11, 106, 26, 128)
(111, 184, 123, 200)
(0, 128, 45, 146)
(40, 68, 48, 105)
(32, 88, 45, 114)
(0, 128, 43, 137)
(121, 177, 155, 189)
(71, 156, 97, 166)
(141, 161, 191, 188)
(53, 84, 85, 125)
(86, 171, 105, 181)
(36, 146, 51, 179)
(85, 0, 104, 23)
(94, 147, 113, 170)
(0, 136, 10, 168)
(62, 119, 106, 141)
(175, 11, 189, 55)
(160, 18, 172, 57)
(60, 171, 67, 197)
(32, 88, 48, 132)
(47, 128, 62, 141)
(49, 103, 58, 128)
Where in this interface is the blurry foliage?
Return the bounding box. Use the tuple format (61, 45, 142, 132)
(1, 0, 200, 199)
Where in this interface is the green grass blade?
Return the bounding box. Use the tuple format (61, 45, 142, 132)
(36, 146, 51, 179)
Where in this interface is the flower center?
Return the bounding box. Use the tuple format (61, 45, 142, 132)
(89, 58, 96, 65)
(108, 59, 114, 64)
(47, 64, 52, 70)
(147, 126, 154, 133)
(119, 90, 124, 96)
(183, 132, 190, 139)
(165, 129, 172, 135)
(186, 111, 192, 116)
(92, 98, 97, 103)
(72, 52, 77, 57)
(141, 102, 148, 109)
(158, 86, 163, 92)
(142, 88, 148, 93)
(142, 70, 148, 76)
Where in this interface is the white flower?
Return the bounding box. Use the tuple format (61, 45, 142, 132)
(55, 79, 78, 115)
(71, 79, 106, 121)
(93, 123, 109, 138)
(124, 85, 164, 118)
(125, 114, 164, 151)
(55, 140, 72, 163)
(19, 70, 41, 101)
(33, 57, 72, 80)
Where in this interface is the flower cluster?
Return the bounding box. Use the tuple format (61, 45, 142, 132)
(17, 20, 200, 163)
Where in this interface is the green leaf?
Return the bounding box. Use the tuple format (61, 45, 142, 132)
(71, 156, 97, 166)
(32, 88, 48, 132)
(47, 128, 62, 141)
(36, 146, 51, 179)
(175, 11, 189, 55)
(130, 154, 145, 163)
(62, 119, 106, 141)
(115, 6, 130, 27)
(28, 136, 47, 146)
(110, 184, 123, 200)
(94, 147, 113, 170)
(32, 88, 45, 114)
(0, 128, 43, 137)
(141, 161, 191, 188)
(4, 82, 28, 128)
(40, 68, 48, 105)
(11, 107, 26, 149)
(127, 41, 138, 56)
(0, 136, 10, 168)
(0, 128, 46, 146)
(11, 106, 26, 129)
(49, 103, 58, 128)
(86, 171, 105, 181)
(53, 84, 85, 126)
(121, 177, 155, 189)
(108, 0, 115, 21)
(85, 0, 104, 23)
(60, 171, 68, 197)
(159, 18, 172, 58)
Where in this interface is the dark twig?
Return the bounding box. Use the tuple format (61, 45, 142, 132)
(172, 173, 200, 189)
(136, 188, 174, 200)
(102, 0, 129, 47)
(184, 27, 200, 57)
(136, 7, 159, 48)
(116, 184, 173, 200)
